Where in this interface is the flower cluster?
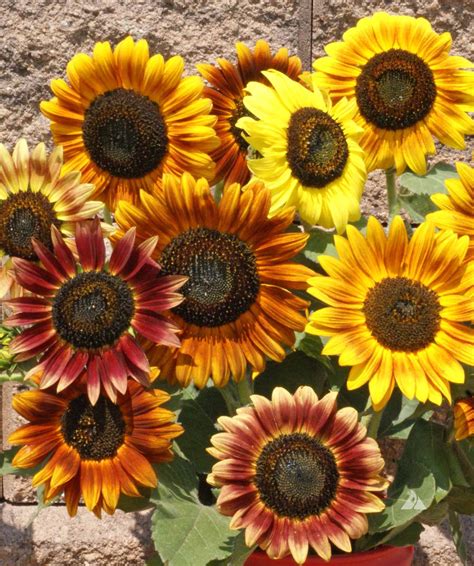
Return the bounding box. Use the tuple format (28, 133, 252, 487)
(1, 11, 473, 566)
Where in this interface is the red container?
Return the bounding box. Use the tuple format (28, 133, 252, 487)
(245, 545, 414, 565)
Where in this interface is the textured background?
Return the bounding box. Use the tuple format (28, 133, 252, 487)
(0, 0, 473, 564)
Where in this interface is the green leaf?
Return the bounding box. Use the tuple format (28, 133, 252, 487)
(399, 193, 438, 223)
(208, 532, 256, 566)
(176, 387, 227, 473)
(445, 486, 474, 515)
(117, 489, 155, 513)
(369, 420, 451, 533)
(0, 447, 21, 476)
(378, 392, 432, 439)
(399, 162, 456, 195)
(151, 454, 239, 566)
(448, 510, 467, 565)
(303, 228, 337, 264)
(254, 350, 328, 399)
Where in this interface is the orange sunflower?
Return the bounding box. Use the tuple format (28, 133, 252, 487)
(5, 220, 185, 403)
(197, 40, 302, 187)
(40, 36, 219, 210)
(0, 139, 104, 298)
(427, 162, 474, 263)
(306, 216, 473, 410)
(208, 386, 388, 563)
(113, 173, 315, 388)
(8, 374, 182, 517)
(453, 396, 474, 441)
(313, 12, 474, 174)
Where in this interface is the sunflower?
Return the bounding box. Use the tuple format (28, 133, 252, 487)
(113, 173, 315, 388)
(40, 36, 219, 211)
(4, 220, 186, 403)
(208, 386, 388, 563)
(237, 70, 367, 234)
(312, 12, 474, 175)
(306, 217, 473, 410)
(0, 139, 103, 298)
(8, 374, 182, 517)
(196, 40, 302, 187)
(427, 162, 474, 262)
(453, 395, 474, 441)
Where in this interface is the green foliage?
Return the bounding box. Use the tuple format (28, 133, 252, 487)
(398, 162, 456, 195)
(151, 453, 240, 566)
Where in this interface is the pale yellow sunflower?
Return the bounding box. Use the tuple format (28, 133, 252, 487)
(237, 70, 366, 234)
(313, 12, 474, 174)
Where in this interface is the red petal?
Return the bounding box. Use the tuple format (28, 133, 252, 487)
(87, 357, 102, 405)
(109, 227, 136, 275)
(9, 323, 56, 356)
(12, 258, 60, 296)
(75, 220, 104, 271)
(41, 345, 73, 389)
(32, 238, 69, 283)
(119, 334, 149, 373)
(133, 312, 181, 347)
(51, 225, 77, 277)
(57, 351, 89, 392)
(103, 349, 128, 395)
(119, 236, 158, 281)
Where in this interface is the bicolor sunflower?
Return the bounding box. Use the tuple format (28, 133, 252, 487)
(4, 220, 185, 403)
(453, 395, 474, 441)
(312, 12, 474, 175)
(427, 162, 474, 262)
(0, 139, 103, 298)
(306, 216, 474, 410)
(237, 70, 366, 233)
(197, 40, 302, 187)
(208, 386, 388, 563)
(113, 173, 315, 388)
(8, 374, 182, 517)
(40, 36, 219, 210)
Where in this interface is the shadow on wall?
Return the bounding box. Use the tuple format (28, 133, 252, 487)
(0, 505, 36, 566)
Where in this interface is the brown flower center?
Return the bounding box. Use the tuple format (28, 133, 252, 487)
(355, 49, 436, 130)
(255, 433, 339, 520)
(160, 227, 259, 327)
(52, 271, 134, 349)
(286, 107, 349, 188)
(0, 191, 60, 259)
(83, 88, 168, 178)
(363, 276, 441, 351)
(61, 394, 126, 460)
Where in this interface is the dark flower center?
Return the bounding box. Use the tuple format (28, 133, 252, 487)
(82, 88, 168, 178)
(160, 227, 259, 327)
(230, 98, 250, 152)
(355, 49, 437, 130)
(61, 394, 126, 460)
(52, 271, 135, 349)
(363, 276, 441, 351)
(255, 432, 339, 520)
(286, 107, 349, 188)
(0, 191, 60, 259)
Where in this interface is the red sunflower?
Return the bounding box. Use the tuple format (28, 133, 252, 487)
(4, 219, 186, 403)
(208, 387, 388, 563)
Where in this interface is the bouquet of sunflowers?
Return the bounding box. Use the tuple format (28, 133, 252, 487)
(1, 11, 473, 566)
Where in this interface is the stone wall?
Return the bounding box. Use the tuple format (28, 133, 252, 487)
(1, 1, 473, 564)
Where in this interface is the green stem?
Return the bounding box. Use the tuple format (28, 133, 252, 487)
(218, 371, 254, 416)
(236, 372, 254, 405)
(385, 167, 400, 220)
(103, 206, 113, 225)
(366, 406, 384, 439)
(218, 385, 240, 417)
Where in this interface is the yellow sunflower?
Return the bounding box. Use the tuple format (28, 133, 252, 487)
(453, 395, 474, 441)
(237, 70, 366, 234)
(306, 216, 473, 410)
(40, 36, 219, 211)
(113, 173, 315, 388)
(427, 162, 474, 262)
(208, 387, 388, 563)
(0, 139, 103, 298)
(8, 374, 182, 517)
(313, 12, 474, 175)
(197, 39, 302, 187)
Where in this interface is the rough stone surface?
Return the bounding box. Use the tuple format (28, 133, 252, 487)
(0, 0, 473, 565)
